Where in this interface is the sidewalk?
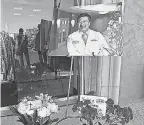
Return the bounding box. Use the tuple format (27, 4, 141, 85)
(1, 105, 82, 125)
(1, 99, 144, 125)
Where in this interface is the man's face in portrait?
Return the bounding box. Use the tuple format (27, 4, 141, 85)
(78, 16, 90, 33)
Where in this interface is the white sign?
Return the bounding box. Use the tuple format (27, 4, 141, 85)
(80, 95, 107, 116)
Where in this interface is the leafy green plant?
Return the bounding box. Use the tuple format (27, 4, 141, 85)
(72, 92, 133, 125)
(105, 98, 133, 125)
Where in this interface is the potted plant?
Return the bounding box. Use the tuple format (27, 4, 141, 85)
(72, 92, 133, 125)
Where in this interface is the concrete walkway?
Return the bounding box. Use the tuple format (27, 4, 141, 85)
(1, 99, 144, 125)
(126, 99, 144, 125)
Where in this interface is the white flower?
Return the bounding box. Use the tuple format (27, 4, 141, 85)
(32, 100, 42, 109)
(113, 23, 117, 28)
(31, 65, 36, 68)
(18, 102, 25, 107)
(26, 110, 34, 116)
(47, 96, 52, 101)
(35, 96, 40, 100)
(44, 94, 48, 100)
(18, 107, 27, 114)
(40, 93, 44, 100)
(38, 107, 51, 118)
(47, 103, 52, 108)
(46, 107, 51, 116)
(38, 108, 47, 118)
(50, 103, 58, 113)
(21, 97, 27, 103)
(27, 101, 33, 105)
(107, 27, 110, 31)
(18, 102, 28, 114)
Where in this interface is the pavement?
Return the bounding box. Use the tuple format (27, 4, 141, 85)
(126, 99, 144, 125)
(1, 99, 144, 125)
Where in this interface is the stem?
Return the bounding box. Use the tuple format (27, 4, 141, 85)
(89, 120, 93, 125)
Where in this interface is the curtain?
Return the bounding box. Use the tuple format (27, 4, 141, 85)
(78, 56, 121, 104)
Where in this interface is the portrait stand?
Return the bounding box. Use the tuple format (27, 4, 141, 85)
(51, 0, 124, 123)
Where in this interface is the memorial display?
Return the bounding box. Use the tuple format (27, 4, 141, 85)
(10, 93, 59, 125)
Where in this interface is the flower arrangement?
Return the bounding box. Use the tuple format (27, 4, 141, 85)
(103, 12, 123, 56)
(72, 94, 133, 125)
(10, 93, 59, 125)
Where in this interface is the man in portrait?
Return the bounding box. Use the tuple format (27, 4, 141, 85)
(67, 13, 111, 56)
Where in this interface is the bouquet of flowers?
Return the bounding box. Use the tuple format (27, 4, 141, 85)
(72, 93, 133, 125)
(10, 93, 59, 125)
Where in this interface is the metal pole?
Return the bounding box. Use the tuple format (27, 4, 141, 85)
(65, 56, 74, 118)
(81, 56, 84, 95)
(77, 57, 80, 101)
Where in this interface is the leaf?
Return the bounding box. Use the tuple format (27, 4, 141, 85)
(35, 96, 41, 100)
(83, 100, 91, 105)
(98, 122, 102, 125)
(106, 98, 114, 106)
(35, 122, 40, 125)
(72, 104, 78, 112)
(120, 118, 125, 125)
(32, 110, 38, 123)
(9, 106, 19, 115)
(79, 101, 85, 107)
(41, 116, 50, 125)
(128, 107, 133, 120)
(107, 106, 115, 114)
(24, 114, 33, 124)
(122, 107, 129, 119)
(17, 119, 26, 124)
(10, 106, 28, 124)
(17, 117, 27, 124)
(80, 116, 89, 123)
(17, 119, 23, 122)
(51, 118, 59, 123)
(81, 107, 87, 116)
(27, 123, 34, 125)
